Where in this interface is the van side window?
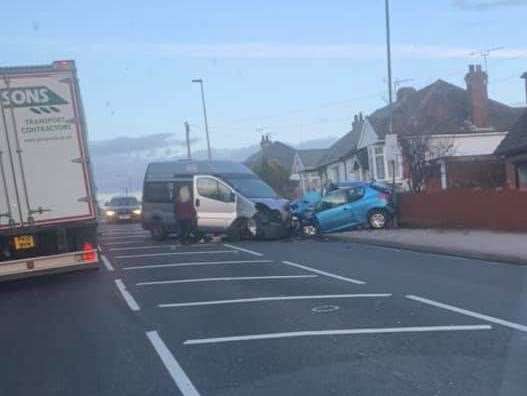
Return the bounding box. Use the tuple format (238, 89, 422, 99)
(144, 182, 174, 203)
(197, 178, 218, 200)
(197, 178, 234, 203)
(217, 182, 234, 203)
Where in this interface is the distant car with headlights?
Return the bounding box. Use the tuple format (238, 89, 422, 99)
(104, 196, 142, 223)
(303, 182, 394, 234)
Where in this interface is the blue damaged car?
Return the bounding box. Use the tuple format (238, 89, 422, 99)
(304, 182, 395, 234)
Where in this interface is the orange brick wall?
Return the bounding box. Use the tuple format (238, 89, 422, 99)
(398, 189, 527, 232)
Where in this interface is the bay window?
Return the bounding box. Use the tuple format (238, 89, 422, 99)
(374, 146, 386, 180)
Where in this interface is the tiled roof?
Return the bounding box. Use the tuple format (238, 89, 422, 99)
(316, 122, 363, 167)
(495, 110, 527, 155)
(368, 80, 523, 138)
(297, 148, 329, 170)
(244, 141, 297, 171)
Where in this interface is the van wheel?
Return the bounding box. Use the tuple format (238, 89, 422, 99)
(150, 223, 168, 241)
(226, 219, 244, 242)
(368, 210, 387, 229)
(247, 217, 263, 240)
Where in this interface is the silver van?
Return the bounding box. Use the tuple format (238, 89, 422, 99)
(141, 160, 290, 241)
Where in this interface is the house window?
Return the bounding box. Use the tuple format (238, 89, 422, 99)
(374, 146, 386, 180)
(331, 165, 341, 183)
(348, 160, 361, 181)
(387, 155, 401, 179)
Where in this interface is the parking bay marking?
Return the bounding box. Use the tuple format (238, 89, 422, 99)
(282, 260, 366, 285)
(114, 279, 140, 311)
(184, 325, 492, 345)
(146, 331, 201, 396)
(136, 274, 317, 286)
(223, 244, 264, 257)
(123, 260, 273, 271)
(406, 295, 527, 333)
(102, 235, 149, 242)
(103, 240, 150, 247)
(115, 250, 238, 259)
(102, 232, 149, 237)
(100, 254, 115, 272)
(109, 243, 222, 252)
(159, 293, 392, 308)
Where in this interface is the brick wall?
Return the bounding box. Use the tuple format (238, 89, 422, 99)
(398, 189, 527, 232)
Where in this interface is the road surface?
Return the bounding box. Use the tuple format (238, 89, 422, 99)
(1, 223, 526, 395)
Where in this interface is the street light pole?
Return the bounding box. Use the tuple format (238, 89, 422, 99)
(385, 0, 393, 107)
(192, 79, 212, 161)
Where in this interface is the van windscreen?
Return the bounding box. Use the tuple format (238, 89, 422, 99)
(224, 175, 278, 199)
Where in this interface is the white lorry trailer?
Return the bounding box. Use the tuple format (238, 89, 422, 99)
(0, 60, 98, 280)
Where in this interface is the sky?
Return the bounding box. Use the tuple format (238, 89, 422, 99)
(2, 0, 527, 151)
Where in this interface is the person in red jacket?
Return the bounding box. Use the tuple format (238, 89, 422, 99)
(175, 185, 196, 244)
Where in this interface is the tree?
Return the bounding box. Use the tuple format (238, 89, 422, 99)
(251, 158, 295, 198)
(399, 135, 454, 192)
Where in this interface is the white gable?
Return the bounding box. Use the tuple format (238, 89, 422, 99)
(357, 118, 379, 149)
(291, 153, 304, 174)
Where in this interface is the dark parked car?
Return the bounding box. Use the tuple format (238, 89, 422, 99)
(104, 196, 142, 223)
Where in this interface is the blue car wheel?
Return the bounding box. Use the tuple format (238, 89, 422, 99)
(368, 209, 388, 229)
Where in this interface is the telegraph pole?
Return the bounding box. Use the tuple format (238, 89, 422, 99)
(184, 121, 192, 160)
(192, 79, 212, 161)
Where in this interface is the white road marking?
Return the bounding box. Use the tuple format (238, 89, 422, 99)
(406, 295, 527, 333)
(103, 240, 149, 247)
(114, 279, 140, 311)
(123, 260, 273, 270)
(223, 244, 263, 257)
(102, 232, 149, 237)
(146, 331, 200, 396)
(102, 235, 149, 241)
(109, 244, 222, 252)
(159, 293, 392, 308)
(110, 245, 179, 252)
(184, 325, 492, 345)
(101, 254, 115, 272)
(137, 274, 317, 286)
(109, 243, 222, 251)
(115, 250, 237, 259)
(282, 260, 366, 285)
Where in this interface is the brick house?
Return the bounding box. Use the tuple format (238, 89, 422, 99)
(300, 65, 523, 192)
(495, 110, 527, 190)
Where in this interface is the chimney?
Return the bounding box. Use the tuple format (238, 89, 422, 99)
(465, 64, 489, 128)
(260, 134, 271, 149)
(352, 113, 365, 132)
(352, 114, 359, 131)
(521, 72, 527, 104)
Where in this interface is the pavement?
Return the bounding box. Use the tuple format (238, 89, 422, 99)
(1, 223, 527, 395)
(334, 228, 527, 265)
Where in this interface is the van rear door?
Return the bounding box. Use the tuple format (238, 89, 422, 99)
(193, 175, 236, 232)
